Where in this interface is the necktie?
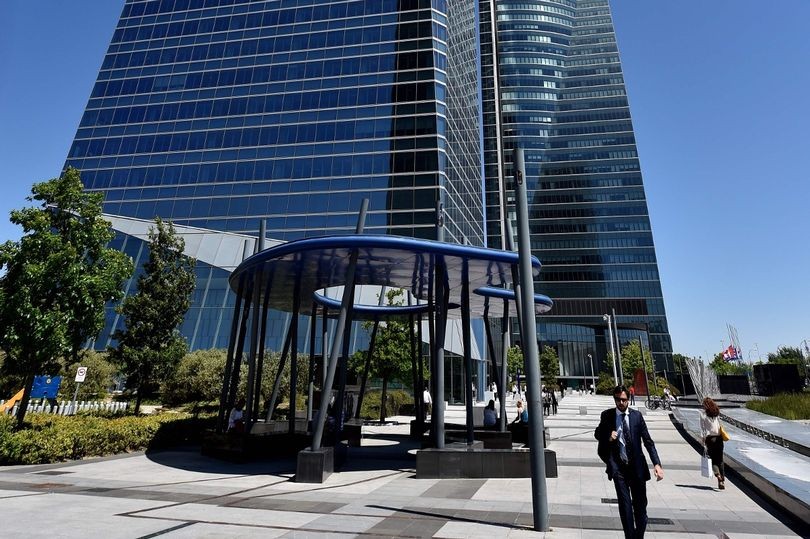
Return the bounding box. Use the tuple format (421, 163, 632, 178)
(619, 412, 631, 463)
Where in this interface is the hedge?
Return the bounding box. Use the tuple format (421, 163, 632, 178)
(0, 412, 215, 465)
(746, 392, 810, 420)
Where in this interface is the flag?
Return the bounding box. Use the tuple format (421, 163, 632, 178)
(722, 345, 738, 361)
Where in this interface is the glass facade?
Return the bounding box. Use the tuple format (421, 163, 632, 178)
(478, 0, 673, 378)
(66, 0, 485, 350)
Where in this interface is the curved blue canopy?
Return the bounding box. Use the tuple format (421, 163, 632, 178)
(229, 235, 549, 318)
(474, 286, 554, 315)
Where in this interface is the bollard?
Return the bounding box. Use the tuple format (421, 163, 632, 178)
(579, 406, 587, 415)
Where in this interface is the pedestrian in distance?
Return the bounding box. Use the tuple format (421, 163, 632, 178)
(551, 389, 558, 415)
(595, 385, 664, 539)
(228, 399, 245, 433)
(483, 399, 497, 427)
(629, 385, 636, 405)
(422, 385, 432, 420)
(512, 400, 528, 424)
(700, 397, 726, 490)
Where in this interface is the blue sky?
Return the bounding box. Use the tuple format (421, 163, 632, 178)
(1, 1, 808, 362)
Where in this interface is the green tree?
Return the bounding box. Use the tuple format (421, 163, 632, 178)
(350, 289, 412, 422)
(507, 345, 523, 382)
(109, 218, 195, 414)
(539, 345, 559, 388)
(618, 341, 648, 385)
(162, 349, 229, 407)
(0, 168, 132, 427)
(505, 344, 559, 388)
(708, 354, 748, 376)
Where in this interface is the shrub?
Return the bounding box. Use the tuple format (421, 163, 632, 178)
(161, 348, 307, 411)
(61, 350, 117, 400)
(162, 349, 228, 406)
(0, 412, 215, 465)
(358, 389, 413, 419)
(746, 392, 810, 420)
(596, 372, 615, 395)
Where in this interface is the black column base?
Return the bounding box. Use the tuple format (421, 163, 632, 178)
(295, 446, 334, 483)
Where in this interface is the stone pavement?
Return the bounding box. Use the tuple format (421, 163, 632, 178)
(0, 394, 802, 538)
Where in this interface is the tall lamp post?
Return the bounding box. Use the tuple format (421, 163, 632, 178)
(587, 353, 595, 394)
(603, 314, 618, 384)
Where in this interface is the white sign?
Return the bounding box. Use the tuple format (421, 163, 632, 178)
(75, 366, 88, 383)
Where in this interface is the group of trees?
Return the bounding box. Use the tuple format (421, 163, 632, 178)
(0, 169, 196, 425)
(506, 344, 560, 389)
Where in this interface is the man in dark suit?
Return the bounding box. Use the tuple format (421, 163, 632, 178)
(595, 385, 664, 539)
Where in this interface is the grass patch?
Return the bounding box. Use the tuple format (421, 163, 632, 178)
(746, 392, 810, 420)
(0, 412, 215, 465)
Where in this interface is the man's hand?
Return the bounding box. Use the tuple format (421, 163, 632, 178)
(610, 430, 618, 441)
(654, 464, 664, 481)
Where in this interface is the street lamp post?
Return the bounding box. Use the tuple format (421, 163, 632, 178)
(603, 314, 618, 385)
(587, 353, 595, 394)
(581, 355, 587, 392)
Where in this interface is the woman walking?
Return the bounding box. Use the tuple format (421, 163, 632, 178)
(701, 397, 725, 489)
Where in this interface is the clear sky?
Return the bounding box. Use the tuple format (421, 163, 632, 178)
(1, 1, 809, 362)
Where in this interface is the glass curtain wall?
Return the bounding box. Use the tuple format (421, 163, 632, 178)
(65, 0, 485, 350)
(479, 0, 672, 379)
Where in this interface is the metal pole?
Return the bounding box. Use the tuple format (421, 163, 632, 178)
(244, 269, 263, 429)
(71, 382, 80, 415)
(500, 299, 510, 431)
(311, 199, 368, 450)
(258, 219, 266, 252)
(513, 147, 549, 531)
(408, 293, 419, 427)
(266, 326, 293, 421)
(253, 275, 273, 422)
(604, 314, 618, 385)
(588, 353, 595, 393)
(461, 261, 474, 445)
(427, 279, 436, 443)
(218, 274, 245, 432)
(227, 279, 254, 416)
(417, 311, 425, 429)
(483, 300, 504, 426)
(288, 287, 301, 434)
(307, 304, 317, 423)
(613, 308, 623, 383)
(334, 298, 354, 433)
(433, 200, 446, 448)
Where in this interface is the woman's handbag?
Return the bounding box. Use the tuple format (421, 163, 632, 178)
(719, 424, 730, 441)
(701, 451, 712, 478)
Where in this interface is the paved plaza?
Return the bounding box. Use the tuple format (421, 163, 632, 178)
(0, 395, 802, 538)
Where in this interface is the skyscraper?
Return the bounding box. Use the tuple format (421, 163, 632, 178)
(65, 0, 671, 378)
(65, 0, 485, 351)
(479, 0, 672, 377)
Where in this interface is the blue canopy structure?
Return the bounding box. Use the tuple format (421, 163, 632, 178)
(217, 232, 554, 482)
(228, 234, 544, 318)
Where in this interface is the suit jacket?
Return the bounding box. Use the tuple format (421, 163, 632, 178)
(594, 408, 661, 481)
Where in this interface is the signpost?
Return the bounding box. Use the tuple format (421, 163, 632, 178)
(71, 366, 88, 415)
